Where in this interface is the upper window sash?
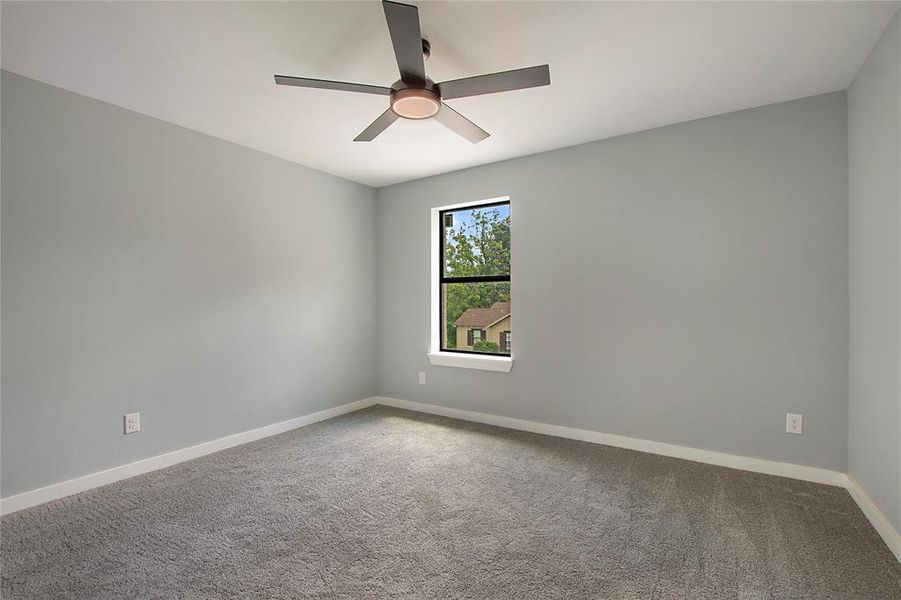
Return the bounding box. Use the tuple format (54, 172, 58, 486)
(439, 200, 511, 283)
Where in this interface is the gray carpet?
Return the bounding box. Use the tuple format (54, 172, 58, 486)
(2, 406, 899, 599)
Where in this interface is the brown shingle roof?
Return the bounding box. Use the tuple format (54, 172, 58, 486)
(454, 302, 510, 328)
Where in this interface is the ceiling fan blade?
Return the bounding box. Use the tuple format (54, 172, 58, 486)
(354, 109, 400, 142)
(432, 104, 489, 144)
(382, 1, 426, 84)
(274, 75, 391, 96)
(438, 65, 550, 100)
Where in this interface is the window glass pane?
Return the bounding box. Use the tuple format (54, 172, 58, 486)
(442, 282, 510, 354)
(443, 203, 510, 278)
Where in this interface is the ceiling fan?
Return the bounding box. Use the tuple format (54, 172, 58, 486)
(274, 0, 550, 143)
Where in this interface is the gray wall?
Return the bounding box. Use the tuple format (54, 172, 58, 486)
(848, 10, 901, 531)
(1, 71, 377, 497)
(377, 92, 849, 471)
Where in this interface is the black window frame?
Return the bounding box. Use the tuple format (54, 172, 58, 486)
(439, 200, 511, 357)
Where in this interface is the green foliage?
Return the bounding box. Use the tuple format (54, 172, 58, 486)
(443, 206, 510, 348)
(445, 207, 510, 278)
(472, 340, 500, 353)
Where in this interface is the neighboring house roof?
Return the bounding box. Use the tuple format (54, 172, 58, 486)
(454, 302, 510, 329)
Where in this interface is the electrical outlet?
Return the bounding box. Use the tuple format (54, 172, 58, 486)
(786, 413, 802, 435)
(418, 372, 426, 385)
(124, 412, 140, 434)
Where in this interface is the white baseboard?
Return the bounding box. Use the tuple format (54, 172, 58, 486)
(374, 397, 846, 486)
(845, 475, 901, 563)
(0, 397, 378, 516)
(4, 394, 898, 566)
(374, 396, 901, 564)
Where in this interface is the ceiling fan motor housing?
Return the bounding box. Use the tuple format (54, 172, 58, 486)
(390, 81, 441, 120)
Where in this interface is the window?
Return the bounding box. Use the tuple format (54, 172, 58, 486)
(467, 329, 485, 346)
(439, 200, 510, 356)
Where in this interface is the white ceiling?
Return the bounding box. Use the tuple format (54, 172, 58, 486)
(2, 1, 898, 187)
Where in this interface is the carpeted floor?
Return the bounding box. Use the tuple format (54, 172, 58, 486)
(2, 406, 899, 599)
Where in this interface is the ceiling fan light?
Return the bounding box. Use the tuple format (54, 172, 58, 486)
(391, 88, 440, 119)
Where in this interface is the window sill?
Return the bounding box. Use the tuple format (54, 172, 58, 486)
(427, 352, 513, 373)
